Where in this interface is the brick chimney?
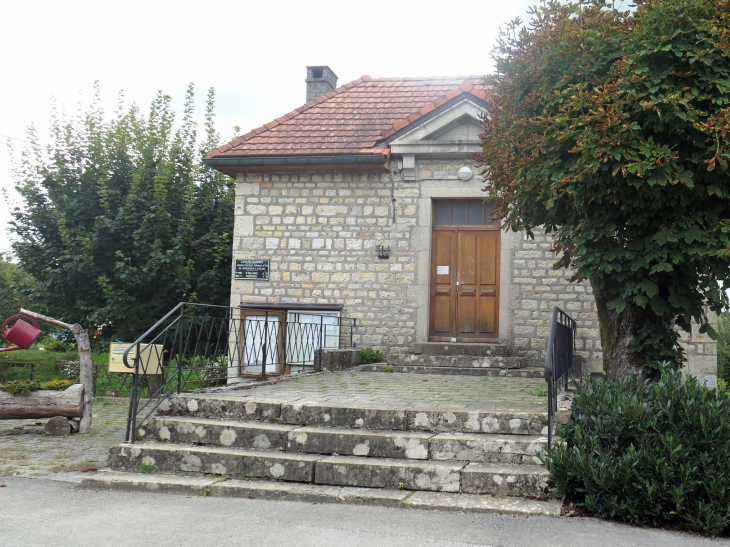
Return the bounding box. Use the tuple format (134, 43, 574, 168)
(305, 66, 338, 102)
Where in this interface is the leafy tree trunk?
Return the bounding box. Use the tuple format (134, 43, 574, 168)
(592, 277, 681, 380)
(593, 278, 639, 380)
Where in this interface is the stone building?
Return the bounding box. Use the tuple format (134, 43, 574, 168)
(204, 66, 717, 384)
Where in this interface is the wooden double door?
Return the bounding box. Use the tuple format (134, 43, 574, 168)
(429, 225, 500, 341)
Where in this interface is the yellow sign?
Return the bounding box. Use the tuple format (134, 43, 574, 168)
(108, 343, 163, 374)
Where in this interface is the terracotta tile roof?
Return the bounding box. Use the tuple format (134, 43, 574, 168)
(207, 75, 491, 159)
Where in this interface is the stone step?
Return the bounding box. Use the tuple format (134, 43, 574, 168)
(287, 426, 434, 459)
(156, 394, 282, 422)
(157, 393, 565, 435)
(108, 442, 321, 483)
(429, 432, 548, 464)
(461, 462, 555, 498)
(139, 416, 548, 463)
(356, 365, 521, 377)
(107, 442, 552, 496)
(137, 416, 298, 450)
(501, 367, 545, 379)
(315, 455, 463, 492)
(389, 354, 523, 369)
(81, 471, 562, 516)
(107, 443, 456, 493)
(412, 342, 509, 357)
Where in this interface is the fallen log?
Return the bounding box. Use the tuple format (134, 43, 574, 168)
(0, 383, 84, 420)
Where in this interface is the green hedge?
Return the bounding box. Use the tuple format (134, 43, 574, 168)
(542, 369, 730, 537)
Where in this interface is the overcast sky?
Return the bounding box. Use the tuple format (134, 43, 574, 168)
(0, 0, 539, 255)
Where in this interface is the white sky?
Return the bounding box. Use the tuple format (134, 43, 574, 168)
(0, 0, 537, 255)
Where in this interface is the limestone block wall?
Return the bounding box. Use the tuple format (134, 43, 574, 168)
(230, 170, 419, 353)
(508, 229, 602, 372)
(509, 228, 717, 378)
(229, 164, 717, 380)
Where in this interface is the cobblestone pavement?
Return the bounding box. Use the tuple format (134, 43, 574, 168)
(212, 372, 549, 411)
(0, 398, 129, 477)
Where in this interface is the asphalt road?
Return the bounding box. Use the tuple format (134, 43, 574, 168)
(0, 476, 726, 547)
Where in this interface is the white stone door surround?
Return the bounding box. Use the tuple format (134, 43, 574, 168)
(414, 176, 515, 346)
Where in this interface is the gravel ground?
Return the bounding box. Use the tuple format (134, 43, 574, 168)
(0, 397, 128, 477)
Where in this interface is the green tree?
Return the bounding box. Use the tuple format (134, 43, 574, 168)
(719, 311, 730, 383)
(481, 0, 730, 378)
(0, 253, 44, 329)
(9, 83, 234, 339)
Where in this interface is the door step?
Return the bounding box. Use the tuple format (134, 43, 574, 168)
(389, 354, 523, 369)
(80, 471, 562, 516)
(356, 365, 538, 377)
(413, 342, 509, 357)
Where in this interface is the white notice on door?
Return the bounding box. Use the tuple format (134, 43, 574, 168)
(436, 266, 449, 275)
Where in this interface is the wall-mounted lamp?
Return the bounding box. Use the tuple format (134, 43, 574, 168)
(376, 244, 390, 259)
(458, 166, 473, 181)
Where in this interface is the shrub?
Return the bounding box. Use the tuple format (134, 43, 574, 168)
(46, 338, 74, 352)
(0, 379, 76, 395)
(542, 369, 730, 537)
(719, 312, 729, 384)
(361, 348, 385, 364)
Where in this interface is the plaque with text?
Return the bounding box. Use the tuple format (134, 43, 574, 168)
(234, 259, 270, 280)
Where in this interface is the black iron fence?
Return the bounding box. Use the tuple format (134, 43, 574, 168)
(123, 302, 356, 443)
(544, 306, 576, 446)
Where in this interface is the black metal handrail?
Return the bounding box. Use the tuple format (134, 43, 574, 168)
(122, 302, 356, 443)
(544, 306, 576, 446)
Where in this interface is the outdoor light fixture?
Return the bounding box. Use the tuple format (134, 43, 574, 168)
(376, 244, 390, 259)
(458, 166, 473, 181)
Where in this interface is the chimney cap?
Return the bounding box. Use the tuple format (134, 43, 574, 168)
(305, 66, 338, 102)
(306, 65, 338, 80)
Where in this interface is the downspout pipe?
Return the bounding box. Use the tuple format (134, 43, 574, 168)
(388, 170, 396, 224)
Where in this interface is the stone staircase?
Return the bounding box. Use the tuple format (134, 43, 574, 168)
(357, 342, 544, 378)
(82, 392, 565, 516)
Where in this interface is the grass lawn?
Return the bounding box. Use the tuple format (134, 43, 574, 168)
(1, 344, 226, 396)
(0, 348, 109, 365)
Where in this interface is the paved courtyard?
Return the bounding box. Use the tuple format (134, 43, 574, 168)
(212, 371, 549, 411)
(0, 398, 129, 477)
(0, 372, 548, 478)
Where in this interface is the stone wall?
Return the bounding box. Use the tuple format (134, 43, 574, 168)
(509, 228, 718, 379)
(230, 164, 717, 380)
(508, 229, 602, 372)
(231, 170, 419, 353)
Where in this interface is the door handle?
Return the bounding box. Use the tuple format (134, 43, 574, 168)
(456, 281, 460, 293)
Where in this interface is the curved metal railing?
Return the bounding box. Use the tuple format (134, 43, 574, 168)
(122, 302, 356, 443)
